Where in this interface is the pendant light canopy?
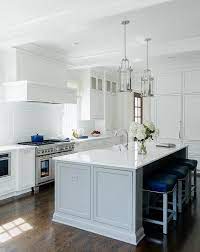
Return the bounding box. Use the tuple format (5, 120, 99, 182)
(118, 20, 133, 92)
(141, 38, 154, 97)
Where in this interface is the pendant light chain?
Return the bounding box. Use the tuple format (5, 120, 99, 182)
(124, 22, 127, 59)
(146, 39, 149, 70)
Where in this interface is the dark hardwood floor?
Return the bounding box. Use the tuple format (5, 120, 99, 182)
(0, 180, 199, 252)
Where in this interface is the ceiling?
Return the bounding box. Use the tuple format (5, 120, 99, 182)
(1, 0, 200, 69)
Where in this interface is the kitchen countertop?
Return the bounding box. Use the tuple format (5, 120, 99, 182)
(72, 135, 114, 143)
(54, 142, 188, 170)
(0, 144, 36, 152)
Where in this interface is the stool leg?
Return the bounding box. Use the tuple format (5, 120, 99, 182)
(178, 180, 182, 213)
(146, 192, 150, 215)
(185, 174, 190, 204)
(194, 168, 197, 198)
(188, 170, 192, 201)
(163, 193, 168, 234)
(173, 185, 177, 221)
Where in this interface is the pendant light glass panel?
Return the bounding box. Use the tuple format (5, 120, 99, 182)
(141, 69, 154, 97)
(119, 58, 133, 92)
(118, 20, 133, 92)
(141, 38, 154, 97)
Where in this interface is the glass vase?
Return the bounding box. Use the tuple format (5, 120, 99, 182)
(138, 141, 147, 155)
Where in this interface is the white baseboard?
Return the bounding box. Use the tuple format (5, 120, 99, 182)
(53, 212, 145, 245)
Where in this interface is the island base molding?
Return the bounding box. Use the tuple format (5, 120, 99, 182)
(53, 212, 145, 245)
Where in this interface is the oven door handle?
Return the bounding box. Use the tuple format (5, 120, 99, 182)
(0, 157, 10, 161)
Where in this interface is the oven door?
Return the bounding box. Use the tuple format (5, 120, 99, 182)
(0, 153, 11, 178)
(36, 155, 53, 185)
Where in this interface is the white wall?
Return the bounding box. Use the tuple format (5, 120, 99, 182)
(0, 49, 17, 83)
(0, 102, 64, 145)
(0, 49, 82, 145)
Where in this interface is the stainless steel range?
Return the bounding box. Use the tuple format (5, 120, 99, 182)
(18, 139, 75, 192)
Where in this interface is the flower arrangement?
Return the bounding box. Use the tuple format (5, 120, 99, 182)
(129, 121, 159, 154)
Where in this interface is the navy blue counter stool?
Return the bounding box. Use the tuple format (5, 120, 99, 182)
(175, 159, 197, 199)
(164, 165, 189, 213)
(143, 173, 177, 234)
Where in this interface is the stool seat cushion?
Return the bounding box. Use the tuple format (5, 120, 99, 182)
(164, 165, 188, 179)
(175, 158, 197, 170)
(144, 173, 177, 193)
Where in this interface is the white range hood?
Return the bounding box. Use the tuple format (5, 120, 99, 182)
(1, 80, 77, 104)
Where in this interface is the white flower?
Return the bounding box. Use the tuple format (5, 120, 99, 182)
(144, 121, 155, 132)
(154, 128, 159, 137)
(129, 122, 140, 137)
(136, 131, 146, 141)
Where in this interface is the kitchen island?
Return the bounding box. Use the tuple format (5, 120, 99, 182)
(53, 142, 188, 245)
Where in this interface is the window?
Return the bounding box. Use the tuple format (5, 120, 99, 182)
(134, 92, 143, 124)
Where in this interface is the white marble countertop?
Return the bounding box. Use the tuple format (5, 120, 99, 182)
(72, 135, 114, 143)
(0, 144, 36, 153)
(54, 142, 188, 170)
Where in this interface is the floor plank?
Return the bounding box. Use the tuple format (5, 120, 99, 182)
(0, 181, 199, 252)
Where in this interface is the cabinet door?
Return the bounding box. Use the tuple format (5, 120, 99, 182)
(18, 148, 35, 190)
(94, 167, 132, 230)
(184, 70, 200, 93)
(184, 95, 200, 140)
(90, 90, 104, 119)
(90, 89, 97, 119)
(106, 93, 118, 130)
(56, 163, 91, 219)
(156, 72, 182, 95)
(91, 77, 96, 89)
(105, 93, 112, 130)
(97, 91, 104, 118)
(156, 95, 181, 140)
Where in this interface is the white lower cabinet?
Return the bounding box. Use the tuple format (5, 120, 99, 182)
(56, 163, 91, 219)
(16, 148, 35, 192)
(0, 150, 17, 200)
(0, 147, 35, 200)
(94, 167, 132, 230)
(53, 163, 143, 245)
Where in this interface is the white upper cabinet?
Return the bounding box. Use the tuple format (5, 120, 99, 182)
(91, 77, 96, 90)
(97, 79, 103, 91)
(111, 82, 117, 93)
(81, 73, 104, 120)
(155, 72, 182, 95)
(184, 70, 200, 93)
(80, 69, 118, 127)
(90, 89, 104, 119)
(106, 80, 111, 92)
(155, 95, 181, 140)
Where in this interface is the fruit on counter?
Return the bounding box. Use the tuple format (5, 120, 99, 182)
(91, 130, 101, 135)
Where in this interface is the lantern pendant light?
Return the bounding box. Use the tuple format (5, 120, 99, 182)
(118, 20, 133, 92)
(141, 38, 154, 97)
